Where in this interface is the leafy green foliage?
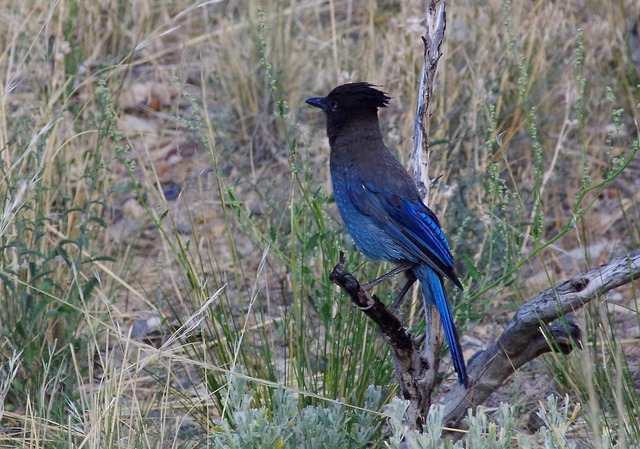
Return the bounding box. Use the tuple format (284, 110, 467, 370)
(0, 80, 115, 419)
(211, 369, 384, 449)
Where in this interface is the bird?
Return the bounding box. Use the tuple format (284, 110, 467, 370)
(306, 82, 468, 387)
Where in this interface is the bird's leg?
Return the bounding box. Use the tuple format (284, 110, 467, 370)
(391, 270, 417, 310)
(361, 263, 413, 290)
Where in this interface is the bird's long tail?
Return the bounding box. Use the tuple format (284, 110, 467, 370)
(416, 264, 468, 387)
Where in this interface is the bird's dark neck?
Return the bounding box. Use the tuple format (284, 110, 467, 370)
(327, 114, 385, 151)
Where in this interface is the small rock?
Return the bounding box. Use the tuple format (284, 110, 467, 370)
(163, 182, 182, 200)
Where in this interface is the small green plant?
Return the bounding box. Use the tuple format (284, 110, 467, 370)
(0, 139, 97, 408)
(211, 368, 384, 448)
(386, 395, 585, 449)
(0, 76, 116, 435)
(213, 378, 593, 449)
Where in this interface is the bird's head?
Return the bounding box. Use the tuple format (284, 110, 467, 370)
(306, 82, 390, 130)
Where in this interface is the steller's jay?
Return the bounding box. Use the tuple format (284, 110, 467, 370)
(306, 82, 468, 387)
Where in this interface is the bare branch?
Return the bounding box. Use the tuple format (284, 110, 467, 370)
(330, 253, 430, 431)
(413, 0, 446, 201)
(412, 0, 447, 412)
(441, 249, 640, 432)
(329, 252, 412, 352)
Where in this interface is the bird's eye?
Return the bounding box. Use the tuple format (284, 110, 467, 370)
(329, 100, 338, 111)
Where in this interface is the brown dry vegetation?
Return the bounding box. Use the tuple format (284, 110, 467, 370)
(1, 0, 639, 447)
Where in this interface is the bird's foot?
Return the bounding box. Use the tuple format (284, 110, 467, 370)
(390, 271, 417, 310)
(362, 263, 413, 290)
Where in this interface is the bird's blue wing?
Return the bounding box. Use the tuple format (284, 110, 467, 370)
(346, 181, 461, 289)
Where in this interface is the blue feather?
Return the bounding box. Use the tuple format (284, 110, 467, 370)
(416, 265, 468, 387)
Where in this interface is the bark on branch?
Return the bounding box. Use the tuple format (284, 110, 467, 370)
(330, 253, 429, 431)
(441, 249, 640, 430)
(413, 0, 446, 200)
(412, 0, 448, 424)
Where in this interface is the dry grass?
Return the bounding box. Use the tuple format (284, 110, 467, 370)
(0, 0, 639, 447)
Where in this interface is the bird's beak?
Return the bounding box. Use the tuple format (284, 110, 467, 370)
(305, 96, 327, 111)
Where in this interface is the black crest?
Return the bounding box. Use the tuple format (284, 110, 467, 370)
(325, 82, 391, 111)
(305, 82, 391, 138)
(306, 82, 391, 115)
